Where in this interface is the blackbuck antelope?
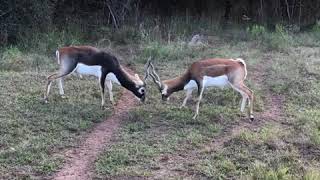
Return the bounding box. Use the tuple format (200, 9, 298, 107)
(44, 46, 147, 106)
(148, 58, 254, 120)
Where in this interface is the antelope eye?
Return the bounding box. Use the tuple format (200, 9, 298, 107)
(139, 87, 145, 94)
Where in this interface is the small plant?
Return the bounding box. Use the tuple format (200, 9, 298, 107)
(0, 46, 24, 71)
(263, 24, 294, 51)
(247, 24, 267, 39)
(311, 21, 320, 32)
(248, 162, 293, 180)
(110, 26, 141, 45)
(140, 41, 189, 63)
(303, 169, 320, 180)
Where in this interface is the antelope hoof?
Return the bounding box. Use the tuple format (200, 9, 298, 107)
(180, 105, 186, 109)
(60, 95, 67, 99)
(250, 115, 254, 121)
(44, 98, 49, 104)
(192, 114, 198, 120)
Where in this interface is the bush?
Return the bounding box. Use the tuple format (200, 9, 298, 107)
(247, 24, 267, 40)
(138, 41, 201, 64)
(264, 24, 294, 51)
(110, 26, 141, 45)
(0, 46, 55, 72)
(17, 27, 86, 54)
(0, 46, 24, 71)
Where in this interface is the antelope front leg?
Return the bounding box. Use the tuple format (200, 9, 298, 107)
(180, 89, 193, 108)
(44, 73, 58, 103)
(106, 80, 115, 105)
(99, 74, 107, 108)
(193, 85, 204, 120)
(44, 80, 53, 103)
(58, 78, 67, 99)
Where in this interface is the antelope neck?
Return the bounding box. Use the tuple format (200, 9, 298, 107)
(165, 72, 190, 93)
(112, 66, 137, 91)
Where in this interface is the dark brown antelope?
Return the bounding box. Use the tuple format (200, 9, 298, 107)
(58, 63, 121, 104)
(148, 58, 254, 120)
(44, 46, 148, 106)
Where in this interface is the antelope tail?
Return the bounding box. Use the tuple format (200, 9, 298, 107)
(56, 50, 60, 64)
(236, 58, 247, 79)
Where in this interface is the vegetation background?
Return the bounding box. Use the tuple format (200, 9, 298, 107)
(0, 0, 320, 179)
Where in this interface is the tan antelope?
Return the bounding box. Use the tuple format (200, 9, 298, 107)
(44, 46, 148, 106)
(147, 58, 254, 120)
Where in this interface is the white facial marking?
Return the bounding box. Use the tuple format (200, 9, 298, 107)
(134, 79, 144, 86)
(133, 74, 144, 86)
(161, 84, 168, 95)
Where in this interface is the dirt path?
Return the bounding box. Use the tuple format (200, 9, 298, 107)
(52, 89, 137, 180)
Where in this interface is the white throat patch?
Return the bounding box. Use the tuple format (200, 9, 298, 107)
(161, 84, 168, 95)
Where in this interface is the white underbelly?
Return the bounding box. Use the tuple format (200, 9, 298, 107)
(75, 63, 120, 85)
(76, 63, 101, 77)
(184, 75, 229, 90)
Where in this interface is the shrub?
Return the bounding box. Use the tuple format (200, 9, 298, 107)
(0, 46, 24, 71)
(247, 24, 267, 40)
(263, 24, 294, 51)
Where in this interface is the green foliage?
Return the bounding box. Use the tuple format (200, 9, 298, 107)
(95, 143, 158, 176)
(110, 26, 141, 45)
(141, 42, 187, 62)
(248, 163, 293, 180)
(95, 85, 235, 178)
(264, 24, 294, 51)
(17, 27, 87, 54)
(196, 156, 237, 179)
(311, 22, 320, 33)
(246, 24, 296, 51)
(303, 169, 320, 180)
(289, 107, 320, 146)
(0, 72, 111, 178)
(237, 125, 285, 145)
(1, 19, 320, 179)
(0, 46, 24, 71)
(0, 46, 57, 72)
(247, 24, 267, 39)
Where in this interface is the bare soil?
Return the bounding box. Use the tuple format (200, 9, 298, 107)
(52, 89, 138, 180)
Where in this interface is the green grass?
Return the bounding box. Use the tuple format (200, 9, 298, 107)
(95, 40, 266, 179)
(1, 23, 320, 179)
(95, 28, 320, 179)
(0, 61, 116, 178)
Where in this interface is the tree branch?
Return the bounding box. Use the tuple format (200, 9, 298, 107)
(106, 0, 119, 29)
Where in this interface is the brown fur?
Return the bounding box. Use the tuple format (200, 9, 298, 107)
(44, 46, 146, 105)
(149, 58, 254, 120)
(163, 58, 245, 95)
